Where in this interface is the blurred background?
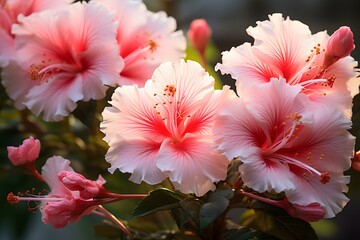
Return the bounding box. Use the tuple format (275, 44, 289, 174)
(1, 0, 360, 239)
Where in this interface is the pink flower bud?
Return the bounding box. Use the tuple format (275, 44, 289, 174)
(351, 150, 360, 172)
(324, 26, 355, 67)
(285, 202, 325, 222)
(240, 190, 325, 221)
(58, 171, 103, 199)
(7, 136, 41, 166)
(187, 18, 212, 55)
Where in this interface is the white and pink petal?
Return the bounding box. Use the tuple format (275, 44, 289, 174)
(105, 138, 167, 185)
(101, 85, 170, 143)
(41, 156, 74, 196)
(157, 136, 229, 196)
(25, 75, 84, 121)
(240, 153, 295, 193)
(286, 171, 350, 218)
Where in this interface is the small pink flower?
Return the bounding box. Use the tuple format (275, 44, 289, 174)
(216, 14, 357, 117)
(214, 78, 354, 218)
(96, 0, 186, 87)
(1, 1, 123, 121)
(188, 19, 212, 56)
(0, 0, 72, 67)
(7, 156, 106, 228)
(101, 60, 234, 196)
(7, 136, 40, 166)
(8, 156, 146, 229)
(325, 27, 355, 67)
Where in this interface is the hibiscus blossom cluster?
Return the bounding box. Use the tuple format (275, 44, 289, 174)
(2, 0, 359, 238)
(102, 13, 357, 218)
(214, 13, 358, 219)
(0, 0, 185, 121)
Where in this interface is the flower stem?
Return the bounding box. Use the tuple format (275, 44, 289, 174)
(26, 163, 45, 182)
(96, 205, 132, 237)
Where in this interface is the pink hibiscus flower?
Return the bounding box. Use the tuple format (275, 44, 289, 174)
(7, 154, 146, 231)
(96, 0, 186, 86)
(101, 60, 234, 196)
(40, 156, 106, 228)
(214, 78, 355, 218)
(7, 156, 106, 228)
(0, 0, 71, 66)
(216, 13, 358, 116)
(1, 1, 123, 121)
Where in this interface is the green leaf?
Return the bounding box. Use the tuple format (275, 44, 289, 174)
(199, 189, 234, 230)
(171, 197, 202, 231)
(241, 208, 318, 240)
(132, 188, 186, 218)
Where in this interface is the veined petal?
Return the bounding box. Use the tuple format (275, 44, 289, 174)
(239, 152, 295, 193)
(96, 0, 148, 55)
(101, 85, 170, 143)
(157, 136, 229, 196)
(41, 156, 74, 196)
(239, 78, 309, 131)
(105, 138, 166, 185)
(96, 0, 185, 87)
(283, 105, 354, 172)
(146, 60, 215, 122)
(0, 0, 72, 66)
(286, 171, 350, 218)
(216, 13, 357, 115)
(0, 28, 15, 67)
(347, 73, 360, 99)
(115, 60, 155, 86)
(246, 13, 313, 81)
(1, 61, 36, 109)
(25, 75, 84, 122)
(214, 98, 265, 160)
(10, 1, 122, 121)
(215, 43, 277, 87)
(141, 11, 186, 63)
(311, 56, 358, 117)
(27, 0, 73, 11)
(181, 85, 236, 136)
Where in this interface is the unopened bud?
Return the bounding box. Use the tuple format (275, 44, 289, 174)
(324, 26, 355, 67)
(188, 19, 212, 55)
(286, 202, 325, 222)
(7, 136, 41, 166)
(240, 190, 325, 221)
(58, 171, 102, 199)
(351, 150, 360, 172)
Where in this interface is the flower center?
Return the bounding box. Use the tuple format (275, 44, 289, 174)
(124, 39, 159, 65)
(164, 84, 176, 97)
(28, 53, 82, 85)
(148, 39, 158, 52)
(152, 83, 193, 142)
(262, 112, 302, 155)
(290, 43, 337, 95)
